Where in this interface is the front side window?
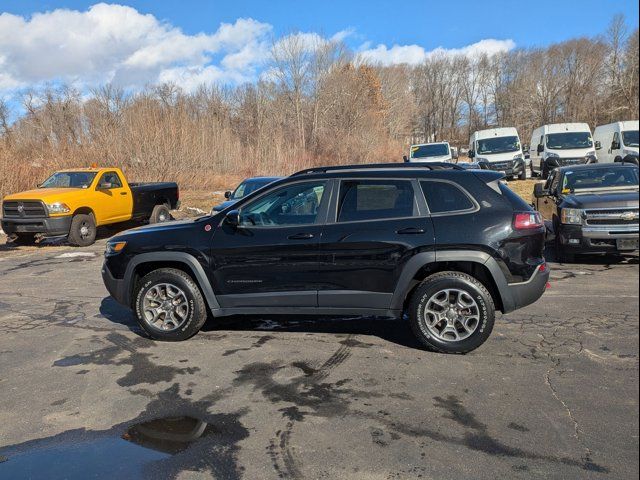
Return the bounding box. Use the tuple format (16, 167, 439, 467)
(476, 136, 520, 155)
(622, 130, 639, 148)
(98, 172, 123, 189)
(546, 132, 593, 150)
(421, 181, 475, 214)
(337, 180, 417, 222)
(40, 172, 97, 189)
(239, 182, 325, 227)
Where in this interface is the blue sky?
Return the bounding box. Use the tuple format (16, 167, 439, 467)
(0, 0, 638, 101)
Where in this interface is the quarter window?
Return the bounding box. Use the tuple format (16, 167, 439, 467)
(239, 182, 325, 227)
(337, 180, 417, 222)
(421, 181, 475, 214)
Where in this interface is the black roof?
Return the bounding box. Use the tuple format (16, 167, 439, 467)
(291, 162, 465, 176)
(555, 163, 639, 173)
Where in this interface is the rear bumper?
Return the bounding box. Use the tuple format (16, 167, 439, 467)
(102, 261, 129, 306)
(501, 264, 550, 313)
(558, 224, 639, 253)
(1, 215, 72, 236)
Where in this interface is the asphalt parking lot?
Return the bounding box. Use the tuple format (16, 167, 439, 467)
(0, 238, 637, 479)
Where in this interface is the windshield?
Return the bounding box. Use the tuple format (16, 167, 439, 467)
(410, 144, 449, 158)
(231, 178, 275, 199)
(622, 130, 639, 148)
(40, 172, 97, 189)
(562, 167, 639, 192)
(546, 132, 593, 150)
(476, 136, 520, 155)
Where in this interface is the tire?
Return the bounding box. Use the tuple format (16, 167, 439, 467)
(67, 213, 97, 247)
(542, 162, 549, 180)
(408, 271, 495, 354)
(149, 204, 171, 224)
(530, 162, 539, 178)
(134, 268, 208, 341)
(518, 168, 527, 181)
(554, 234, 575, 263)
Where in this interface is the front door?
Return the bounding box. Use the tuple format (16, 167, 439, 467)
(210, 180, 329, 308)
(94, 171, 132, 223)
(317, 178, 434, 309)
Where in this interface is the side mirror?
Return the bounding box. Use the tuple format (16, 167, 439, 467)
(536, 144, 544, 154)
(533, 183, 549, 198)
(402, 155, 409, 163)
(225, 209, 240, 227)
(98, 182, 112, 189)
(224, 190, 232, 199)
(468, 150, 475, 159)
(611, 141, 620, 150)
(595, 140, 602, 150)
(36, 183, 42, 188)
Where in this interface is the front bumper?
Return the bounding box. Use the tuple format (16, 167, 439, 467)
(102, 261, 129, 306)
(479, 159, 525, 177)
(1, 215, 72, 236)
(558, 224, 639, 253)
(502, 263, 550, 313)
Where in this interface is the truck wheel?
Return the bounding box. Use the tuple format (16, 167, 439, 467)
(518, 168, 527, 180)
(134, 268, 208, 341)
(149, 204, 171, 224)
(68, 213, 96, 247)
(408, 271, 495, 354)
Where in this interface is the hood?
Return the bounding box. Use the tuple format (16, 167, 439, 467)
(122, 218, 198, 236)
(212, 199, 239, 212)
(562, 190, 639, 209)
(4, 188, 85, 201)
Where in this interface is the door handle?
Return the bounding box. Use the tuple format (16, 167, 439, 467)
(120, 192, 128, 196)
(396, 227, 425, 235)
(288, 233, 315, 240)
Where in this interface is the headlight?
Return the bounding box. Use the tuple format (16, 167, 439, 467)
(46, 202, 70, 214)
(513, 153, 523, 160)
(586, 150, 596, 157)
(561, 208, 584, 225)
(546, 152, 560, 159)
(105, 241, 127, 255)
(584, 154, 597, 163)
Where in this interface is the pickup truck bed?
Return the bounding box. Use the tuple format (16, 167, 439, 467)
(129, 182, 180, 220)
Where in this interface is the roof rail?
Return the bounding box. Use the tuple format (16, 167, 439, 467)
(291, 162, 465, 176)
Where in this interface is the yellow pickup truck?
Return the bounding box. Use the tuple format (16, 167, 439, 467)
(1, 167, 179, 246)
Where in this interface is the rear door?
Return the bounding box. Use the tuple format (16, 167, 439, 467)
(210, 180, 330, 308)
(317, 178, 434, 310)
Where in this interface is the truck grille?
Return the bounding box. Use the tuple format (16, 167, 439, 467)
(559, 158, 586, 166)
(2, 200, 48, 218)
(488, 161, 514, 171)
(584, 208, 639, 227)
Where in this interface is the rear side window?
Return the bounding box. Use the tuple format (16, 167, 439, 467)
(337, 180, 417, 222)
(421, 181, 475, 214)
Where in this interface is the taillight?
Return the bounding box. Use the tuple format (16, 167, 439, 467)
(513, 212, 543, 230)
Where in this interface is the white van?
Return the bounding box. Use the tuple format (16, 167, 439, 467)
(529, 123, 598, 179)
(405, 142, 454, 163)
(593, 121, 639, 164)
(468, 127, 526, 180)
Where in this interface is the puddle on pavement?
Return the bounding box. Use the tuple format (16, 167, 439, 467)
(0, 416, 213, 479)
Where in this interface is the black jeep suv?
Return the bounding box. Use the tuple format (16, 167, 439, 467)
(102, 163, 549, 353)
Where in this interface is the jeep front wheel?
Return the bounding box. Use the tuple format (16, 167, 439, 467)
(408, 271, 495, 354)
(68, 213, 96, 246)
(134, 268, 207, 341)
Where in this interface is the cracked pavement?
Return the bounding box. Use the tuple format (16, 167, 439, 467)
(0, 239, 637, 479)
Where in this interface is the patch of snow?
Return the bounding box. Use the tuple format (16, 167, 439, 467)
(55, 252, 96, 258)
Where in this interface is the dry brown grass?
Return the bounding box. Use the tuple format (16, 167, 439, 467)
(505, 179, 539, 204)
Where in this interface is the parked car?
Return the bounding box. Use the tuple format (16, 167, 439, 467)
(1, 167, 179, 246)
(469, 127, 527, 180)
(404, 142, 455, 163)
(102, 162, 549, 353)
(593, 120, 639, 165)
(529, 123, 599, 179)
(211, 176, 281, 213)
(532, 163, 639, 262)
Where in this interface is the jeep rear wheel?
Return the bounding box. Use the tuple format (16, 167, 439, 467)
(134, 268, 207, 341)
(408, 271, 495, 354)
(68, 213, 96, 247)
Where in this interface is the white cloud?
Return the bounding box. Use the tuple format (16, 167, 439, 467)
(358, 38, 516, 66)
(0, 3, 272, 92)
